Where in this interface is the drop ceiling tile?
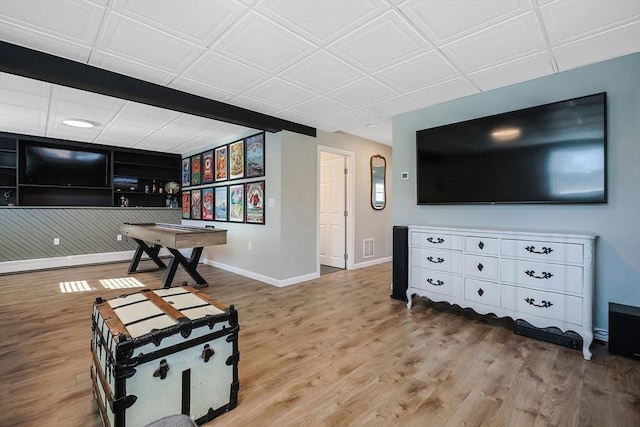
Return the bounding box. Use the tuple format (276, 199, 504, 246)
(278, 51, 364, 93)
(362, 95, 421, 119)
(0, 73, 50, 95)
(399, 0, 531, 45)
(48, 123, 101, 143)
(323, 109, 379, 129)
(166, 113, 225, 134)
(539, 0, 640, 46)
(552, 21, 640, 71)
(181, 51, 269, 93)
(328, 11, 431, 73)
(256, 0, 386, 46)
(273, 108, 316, 126)
(50, 101, 118, 128)
(0, 0, 105, 45)
(407, 77, 479, 106)
(441, 12, 546, 73)
(467, 52, 554, 92)
(230, 96, 283, 116)
(374, 50, 459, 92)
(0, 115, 46, 136)
(0, 21, 93, 62)
(344, 119, 393, 145)
(89, 51, 175, 85)
(112, 0, 246, 45)
(242, 78, 316, 109)
(326, 77, 397, 107)
(96, 13, 203, 73)
(213, 12, 316, 73)
(94, 123, 154, 147)
(290, 96, 352, 119)
(168, 77, 237, 103)
(54, 85, 126, 110)
(0, 88, 49, 111)
(0, 104, 47, 123)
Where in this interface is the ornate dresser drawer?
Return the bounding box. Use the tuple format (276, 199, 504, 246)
(411, 267, 463, 298)
(501, 285, 583, 325)
(411, 247, 463, 274)
(464, 254, 498, 281)
(501, 239, 584, 264)
(500, 259, 583, 294)
(464, 278, 500, 308)
(411, 231, 463, 251)
(465, 236, 498, 255)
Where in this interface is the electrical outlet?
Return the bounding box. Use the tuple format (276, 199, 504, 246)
(53, 237, 60, 246)
(116, 234, 122, 241)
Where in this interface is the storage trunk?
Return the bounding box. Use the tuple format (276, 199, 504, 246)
(91, 286, 239, 427)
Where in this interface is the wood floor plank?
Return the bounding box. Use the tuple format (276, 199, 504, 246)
(0, 261, 638, 427)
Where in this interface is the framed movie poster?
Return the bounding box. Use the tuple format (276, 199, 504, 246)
(191, 155, 202, 186)
(215, 145, 228, 182)
(214, 186, 228, 221)
(245, 133, 265, 178)
(229, 184, 244, 223)
(182, 191, 191, 219)
(202, 150, 214, 184)
(229, 139, 244, 180)
(182, 158, 190, 187)
(202, 187, 214, 220)
(246, 181, 265, 224)
(191, 189, 202, 220)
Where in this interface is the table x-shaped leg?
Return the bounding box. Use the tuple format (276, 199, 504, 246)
(162, 247, 207, 289)
(127, 238, 166, 274)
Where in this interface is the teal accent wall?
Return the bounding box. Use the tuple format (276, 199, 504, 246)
(392, 53, 640, 332)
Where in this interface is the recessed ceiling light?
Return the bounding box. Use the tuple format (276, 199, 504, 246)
(366, 123, 376, 128)
(491, 127, 521, 142)
(62, 119, 97, 128)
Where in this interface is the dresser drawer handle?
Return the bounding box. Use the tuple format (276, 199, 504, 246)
(477, 288, 484, 296)
(525, 297, 553, 308)
(427, 237, 444, 244)
(477, 263, 484, 271)
(427, 278, 444, 286)
(427, 256, 444, 264)
(478, 241, 484, 250)
(525, 270, 553, 279)
(525, 245, 554, 255)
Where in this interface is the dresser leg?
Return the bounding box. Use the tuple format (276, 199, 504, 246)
(582, 329, 593, 360)
(406, 292, 413, 309)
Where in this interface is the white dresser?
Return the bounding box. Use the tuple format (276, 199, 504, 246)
(407, 225, 597, 360)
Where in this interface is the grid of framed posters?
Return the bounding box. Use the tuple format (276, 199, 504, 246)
(181, 132, 266, 224)
(182, 180, 265, 224)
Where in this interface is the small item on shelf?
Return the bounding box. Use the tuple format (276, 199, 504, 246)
(166, 195, 171, 207)
(159, 182, 163, 194)
(145, 185, 150, 194)
(152, 180, 157, 194)
(120, 195, 126, 207)
(165, 181, 180, 194)
(125, 198, 129, 207)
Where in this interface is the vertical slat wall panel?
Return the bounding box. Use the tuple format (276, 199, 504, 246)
(0, 208, 181, 261)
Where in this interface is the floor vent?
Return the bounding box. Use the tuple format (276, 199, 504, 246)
(363, 238, 375, 258)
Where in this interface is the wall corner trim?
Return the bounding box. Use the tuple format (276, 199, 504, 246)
(202, 258, 320, 287)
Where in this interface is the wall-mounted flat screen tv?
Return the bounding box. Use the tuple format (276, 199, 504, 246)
(21, 143, 110, 188)
(416, 93, 607, 204)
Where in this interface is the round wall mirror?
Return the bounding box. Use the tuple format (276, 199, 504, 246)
(370, 154, 386, 210)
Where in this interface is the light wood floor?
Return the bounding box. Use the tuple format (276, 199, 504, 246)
(0, 261, 638, 427)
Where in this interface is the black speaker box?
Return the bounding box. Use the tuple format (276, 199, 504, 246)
(514, 320, 583, 351)
(608, 302, 640, 360)
(391, 226, 408, 301)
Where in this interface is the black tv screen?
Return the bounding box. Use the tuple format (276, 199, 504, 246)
(416, 93, 606, 204)
(22, 143, 110, 188)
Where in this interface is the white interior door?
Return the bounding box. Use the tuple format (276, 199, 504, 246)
(320, 154, 346, 268)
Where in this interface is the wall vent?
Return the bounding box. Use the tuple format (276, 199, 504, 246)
(363, 238, 375, 258)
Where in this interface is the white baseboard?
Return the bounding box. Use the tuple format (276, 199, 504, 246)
(202, 258, 320, 288)
(352, 256, 392, 270)
(0, 249, 170, 274)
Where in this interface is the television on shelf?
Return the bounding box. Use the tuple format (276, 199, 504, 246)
(415, 92, 607, 204)
(21, 142, 110, 188)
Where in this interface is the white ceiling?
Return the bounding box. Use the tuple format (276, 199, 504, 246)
(1, 0, 639, 154)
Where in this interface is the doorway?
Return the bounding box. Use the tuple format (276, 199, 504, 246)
(318, 146, 354, 274)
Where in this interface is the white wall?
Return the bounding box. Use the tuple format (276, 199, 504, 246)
(392, 53, 640, 332)
(194, 129, 393, 286)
